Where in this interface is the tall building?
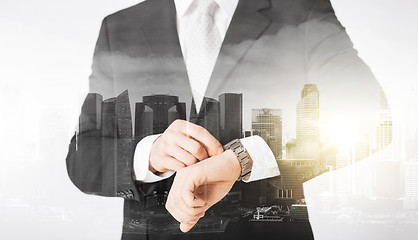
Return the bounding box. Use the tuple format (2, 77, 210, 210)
(275, 159, 317, 201)
(101, 91, 135, 196)
(354, 134, 370, 162)
(70, 91, 138, 198)
(376, 161, 401, 199)
(320, 138, 338, 170)
(219, 93, 242, 145)
(336, 151, 349, 170)
(134, 94, 186, 141)
(295, 84, 320, 162)
(403, 88, 418, 209)
(404, 162, 418, 209)
(406, 88, 418, 159)
(285, 139, 297, 160)
(376, 113, 392, 151)
(79, 93, 102, 132)
(101, 97, 117, 196)
(252, 108, 283, 159)
(115, 91, 134, 195)
(190, 97, 221, 140)
(376, 88, 392, 151)
(335, 150, 351, 195)
(74, 93, 103, 194)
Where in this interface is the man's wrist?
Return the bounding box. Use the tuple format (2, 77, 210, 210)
(148, 135, 165, 175)
(134, 133, 164, 182)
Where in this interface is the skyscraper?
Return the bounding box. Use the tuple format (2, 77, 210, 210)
(404, 162, 418, 210)
(101, 91, 135, 197)
(134, 95, 186, 141)
(219, 93, 242, 145)
(320, 138, 338, 170)
(335, 151, 350, 194)
(376, 88, 392, 151)
(190, 97, 221, 140)
(101, 96, 117, 196)
(251, 108, 283, 159)
(75, 93, 103, 194)
(285, 139, 297, 160)
(335, 152, 349, 170)
(79, 93, 103, 132)
(354, 134, 370, 162)
(295, 84, 320, 162)
(275, 159, 317, 201)
(72, 91, 137, 197)
(115, 91, 135, 196)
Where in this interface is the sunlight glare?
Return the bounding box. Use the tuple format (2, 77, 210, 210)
(324, 117, 360, 148)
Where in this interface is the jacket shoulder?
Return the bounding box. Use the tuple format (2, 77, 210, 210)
(264, 0, 337, 27)
(103, 0, 165, 25)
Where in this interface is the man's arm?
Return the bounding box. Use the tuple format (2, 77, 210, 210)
(165, 0, 387, 231)
(66, 17, 115, 196)
(305, 0, 382, 131)
(166, 149, 242, 232)
(66, 18, 158, 201)
(165, 136, 280, 233)
(135, 133, 279, 183)
(66, 19, 225, 200)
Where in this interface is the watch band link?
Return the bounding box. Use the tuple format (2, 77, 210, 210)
(223, 139, 252, 181)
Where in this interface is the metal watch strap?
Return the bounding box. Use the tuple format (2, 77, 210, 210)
(223, 139, 252, 181)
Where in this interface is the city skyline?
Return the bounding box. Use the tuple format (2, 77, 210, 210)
(74, 82, 389, 166)
(68, 82, 390, 209)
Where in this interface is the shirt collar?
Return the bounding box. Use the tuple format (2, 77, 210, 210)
(174, 0, 239, 18)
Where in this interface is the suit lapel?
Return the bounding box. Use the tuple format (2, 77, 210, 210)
(138, 0, 272, 117)
(205, 0, 272, 98)
(139, 0, 192, 104)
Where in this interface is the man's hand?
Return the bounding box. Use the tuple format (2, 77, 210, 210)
(165, 149, 241, 232)
(149, 120, 224, 174)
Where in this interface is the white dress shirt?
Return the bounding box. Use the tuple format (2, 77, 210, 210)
(133, 0, 280, 183)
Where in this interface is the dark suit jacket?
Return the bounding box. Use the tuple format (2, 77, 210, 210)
(66, 0, 382, 239)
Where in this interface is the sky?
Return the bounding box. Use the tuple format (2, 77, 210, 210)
(0, 0, 418, 239)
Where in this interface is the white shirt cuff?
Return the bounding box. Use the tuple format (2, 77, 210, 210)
(133, 134, 175, 183)
(240, 135, 280, 182)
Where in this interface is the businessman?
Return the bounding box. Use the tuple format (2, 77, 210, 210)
(67, 0, 384, 239)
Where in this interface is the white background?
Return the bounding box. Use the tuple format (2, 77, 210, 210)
(0, 0, 417, 239)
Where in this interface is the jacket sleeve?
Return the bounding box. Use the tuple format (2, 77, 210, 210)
(65, 17, 173, 205)
(306, 0, 389, 136)
(304, 0, 391, 160)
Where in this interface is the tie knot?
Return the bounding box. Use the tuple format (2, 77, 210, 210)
(195, 0, 218, 16)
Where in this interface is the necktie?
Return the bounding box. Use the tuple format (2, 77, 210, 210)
(185, 0, 222, 112)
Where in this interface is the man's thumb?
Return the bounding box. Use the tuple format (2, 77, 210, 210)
(180, 222, 195, 233)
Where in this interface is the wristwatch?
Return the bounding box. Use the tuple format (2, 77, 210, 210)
(223, 139, 253, 181)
